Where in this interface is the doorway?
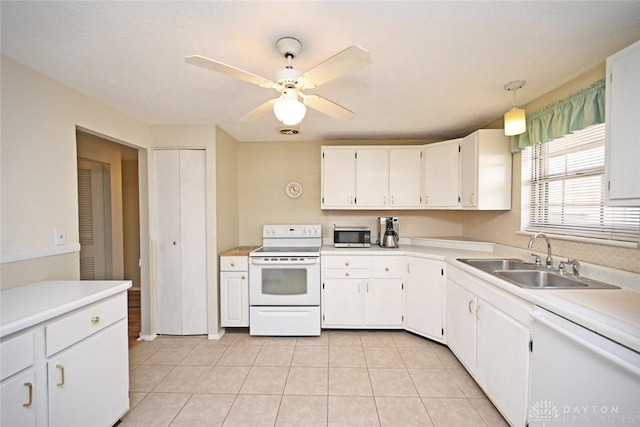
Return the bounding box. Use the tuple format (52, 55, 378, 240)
(76, 130, 141, 341)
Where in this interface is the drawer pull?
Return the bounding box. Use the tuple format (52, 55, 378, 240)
(385, 267, 389, 271)
(231, 262, 235, 267)
(345, 272, 349, 277)
(56, 364, 65, 386)
(345, 262, 349, 266)
(468, 300, 473, 314)
(23, 382, 33, 407)
(241, 276, 246, 280)
(91, 316, 100, 324)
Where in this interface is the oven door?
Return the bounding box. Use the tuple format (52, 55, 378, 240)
(249, 256, 320, 306)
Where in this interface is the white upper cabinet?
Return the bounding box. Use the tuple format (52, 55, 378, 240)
(389, 148, 422, 207)
(321, 146, 422, 210)
(423, 139, 461, 208)
(461, 129, 512, 210)
(356, 148, 389, 207)
(321, 148, 357, 208)
(605, 40, 640, 206)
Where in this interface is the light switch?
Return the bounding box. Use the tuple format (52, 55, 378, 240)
(54, 228, 66, 246)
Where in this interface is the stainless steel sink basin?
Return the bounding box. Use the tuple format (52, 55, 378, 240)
(457, 258, 620, 290)
(458, 258, 538, 273)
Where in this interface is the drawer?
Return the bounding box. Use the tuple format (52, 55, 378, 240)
(323, 268, 370, 279)
(0, 331, 34, 381)
(46, 292, 127, 357)
(322, 256, 370, 269)
(220, 256, 248, 271)
(371, 256, 403, 278)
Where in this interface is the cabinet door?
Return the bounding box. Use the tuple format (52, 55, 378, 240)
(220, 271, 249, 327)
(356, 148, 389, 207)
(322, 279, 363, 327)
(364, 279, 403, 327)
(155, 150, 207, 335)
(476, 301, 530, 427)
(48, 320, 129, 427)
(405, 257, 444, 341)
(460, 134, 478, 208)
(445, 280, 477, 373)
(389, 148, 422, 207)
(423, 140, 460, 208)
(606, 40, 640, 205)
(322, 148, 356, 208)
(1, 370, 36, 427)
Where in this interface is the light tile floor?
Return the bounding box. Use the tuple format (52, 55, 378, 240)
(122, 330, 509, 426)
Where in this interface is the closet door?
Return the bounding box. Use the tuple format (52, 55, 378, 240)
(154, 149, 207, 335)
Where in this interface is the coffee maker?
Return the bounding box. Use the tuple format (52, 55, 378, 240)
(378, 217, 399, 248)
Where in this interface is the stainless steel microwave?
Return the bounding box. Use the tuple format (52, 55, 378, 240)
(333, 226, 371, 248)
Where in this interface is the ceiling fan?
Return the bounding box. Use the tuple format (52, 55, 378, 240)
(185, 37, 371, 126)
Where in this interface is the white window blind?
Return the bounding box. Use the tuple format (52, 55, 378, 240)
(522, 123, 640, 243)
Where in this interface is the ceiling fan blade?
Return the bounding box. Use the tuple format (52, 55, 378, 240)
(299, 45, 371, 88)
(185, 55, 276, 88)
(303, 95, 355, 120)
(239, 98, 278, 122)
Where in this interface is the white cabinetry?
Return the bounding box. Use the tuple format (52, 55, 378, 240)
(322, 255, 403, 328)
(0, 281, 130, 427)
(154, 149, 207, 335)
(460, 130, 512, 210)
(423, 139, 461, 208)
(220, 256, 249, 327)
(605, 39, 640, 206)
(446, 266, 531, 426)
(404, 257, 445, 342)
(389, 148, 422, 207)
(321, 146, 422, 209)
(321, 148, 357, 208)
(356, 148, 389, 207)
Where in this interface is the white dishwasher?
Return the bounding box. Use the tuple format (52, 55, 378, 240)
(529, 308, 640, 426)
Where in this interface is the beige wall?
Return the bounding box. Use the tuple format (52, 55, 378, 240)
(216, 128, 240, 253)
(122, 156, 141, 289)
(0, 57, 152, 289)
(464, 64, 640, 274)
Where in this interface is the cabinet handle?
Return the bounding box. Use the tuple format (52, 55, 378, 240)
(476, 304, 481, 320)
(383, 195, 386, 205)
(345, 262, 349, 266)
(173, 241, 177, 246)
(425, 195, 428, 205)
(231, 262, 235, 267)
(366, 283, 369, 292)
(56, 364, 65, 387)
(385, 267, 389, 272)
(468, 300, 473, 314)
(407, 262, 411, 273)
(345, 272, 349, 277)
(23, 382, 33, 407)
(91, 316, 100, 324)
(469, 193, 475, 205)
(391, 195, 394, 205)
(241, 276, 246, 280)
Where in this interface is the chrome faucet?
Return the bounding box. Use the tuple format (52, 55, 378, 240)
(528, 233, 553, 269)
(559, 258, 580, 277)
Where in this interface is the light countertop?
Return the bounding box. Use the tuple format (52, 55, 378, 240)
(0, 280, 132, 338)
(322, 239, 640, 353)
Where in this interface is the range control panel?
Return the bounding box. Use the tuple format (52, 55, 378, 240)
(263, 224, 322, 238)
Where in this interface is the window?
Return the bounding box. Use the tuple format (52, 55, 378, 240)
(522, 123, 640, 244)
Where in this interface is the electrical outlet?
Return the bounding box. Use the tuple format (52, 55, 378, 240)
(54, 228, 66, 246)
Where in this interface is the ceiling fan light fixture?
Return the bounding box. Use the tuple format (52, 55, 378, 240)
(274, 89, 306, 126)
(503, 80, 526, 136)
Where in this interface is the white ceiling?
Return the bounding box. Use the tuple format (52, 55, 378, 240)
(2, 1, 640, 142)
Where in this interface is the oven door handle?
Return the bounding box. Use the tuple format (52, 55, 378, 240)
(250, 258, 319, 265)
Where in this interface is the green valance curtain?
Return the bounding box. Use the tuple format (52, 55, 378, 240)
(510, 79, 605, 152)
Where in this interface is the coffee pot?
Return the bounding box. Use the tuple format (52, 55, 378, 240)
(378, 217, 399, 248)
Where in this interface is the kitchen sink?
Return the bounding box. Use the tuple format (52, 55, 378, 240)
(457, 258, 620, 290)
(458, 258, 538, 273)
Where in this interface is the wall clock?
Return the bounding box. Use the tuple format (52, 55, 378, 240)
(286, 181, 303, 199)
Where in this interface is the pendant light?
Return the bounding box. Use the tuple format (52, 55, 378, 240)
(503, 80, 526, 136)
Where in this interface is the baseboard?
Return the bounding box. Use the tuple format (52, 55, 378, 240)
(138, 334, 158, 341)
(208, 329, 226, 340)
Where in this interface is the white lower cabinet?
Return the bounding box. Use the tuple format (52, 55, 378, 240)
(322, 255, 403, 328)
(447, 266, 532, 427)
(0, 282, 130, 427)
(1, 370, 36, 426)
(48, 320, 129, 427)
(404, 256, 445, 342)
(220, 255, 249, 327)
